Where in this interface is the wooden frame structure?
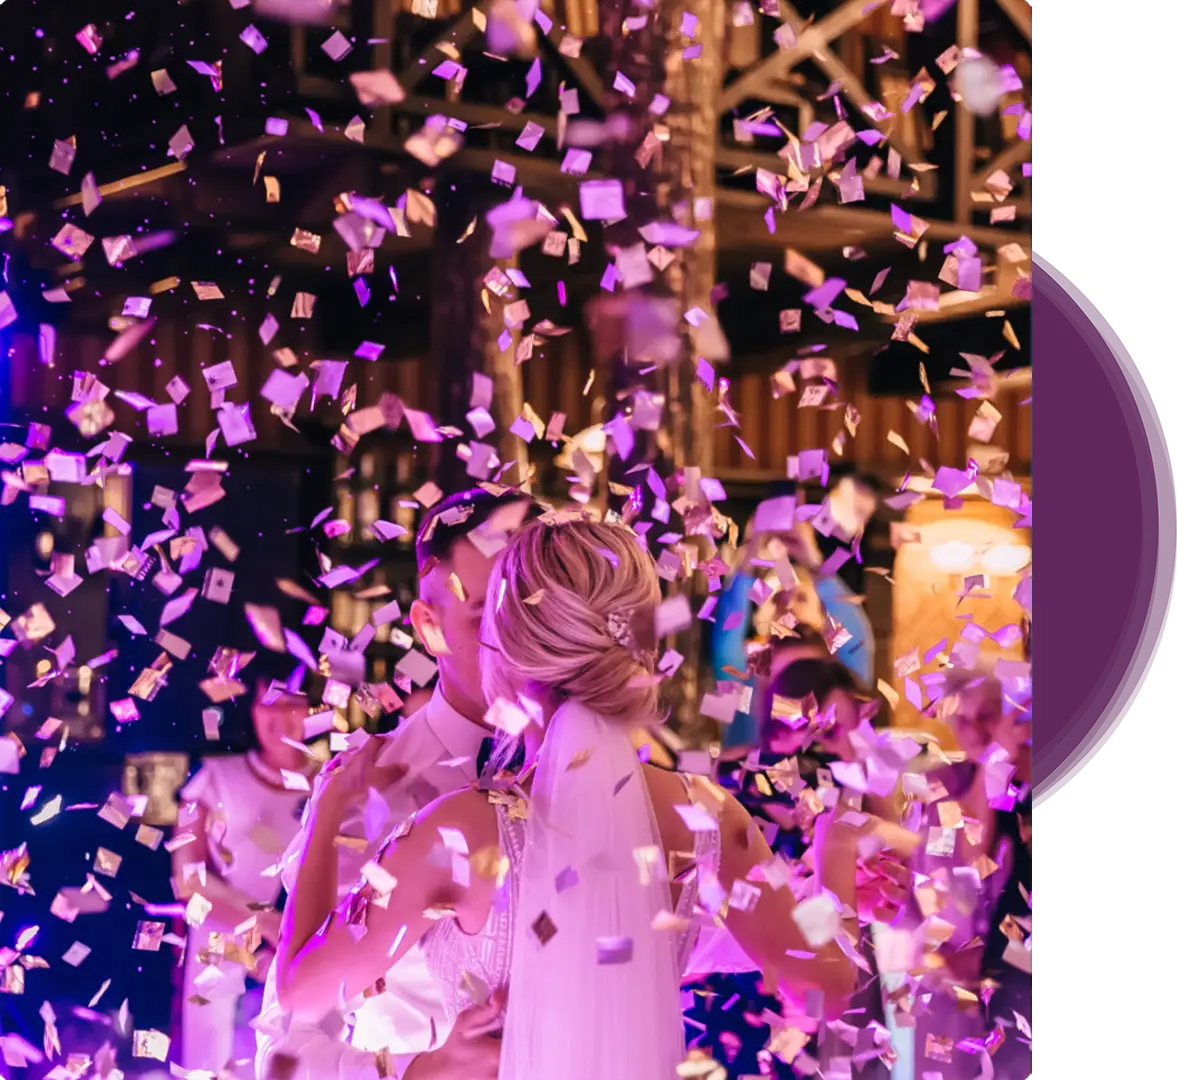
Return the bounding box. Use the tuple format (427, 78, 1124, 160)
(203, 0, 1032, 281)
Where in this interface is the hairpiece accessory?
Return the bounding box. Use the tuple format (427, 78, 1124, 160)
(605, 611, 636, 652)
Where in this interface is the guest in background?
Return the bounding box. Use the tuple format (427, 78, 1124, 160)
(687, 655, 911, 1078)
(173, 676, 322, 1078)
(904, 670, 1031, 1080)
(795, 470, 880, 687)
(711, 511, 829, 751)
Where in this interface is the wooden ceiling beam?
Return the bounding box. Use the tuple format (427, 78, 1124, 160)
(398, 3, 489, 96)
(715, 144, 933, 201)
(971, 137, 1031, 192)
(719, 0, 877, 114)
(544, 26, 609, 110)
(994, 0, 1032, 41)
(398, 95, 559, 137)
(775, 1, 929, 175)
(715, 188, 1031, 254)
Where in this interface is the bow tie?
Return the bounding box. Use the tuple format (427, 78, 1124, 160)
(477, 735, 526, 778)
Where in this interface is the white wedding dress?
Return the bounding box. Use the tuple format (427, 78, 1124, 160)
(419, 780, 721, 1034)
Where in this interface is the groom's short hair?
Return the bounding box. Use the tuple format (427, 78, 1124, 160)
(415, 487, 542, 574)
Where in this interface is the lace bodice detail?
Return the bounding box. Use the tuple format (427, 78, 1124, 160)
(419, 779, 720, 1029)
(419, 803, 526, 1028)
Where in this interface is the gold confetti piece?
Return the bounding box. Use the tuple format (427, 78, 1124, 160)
(191, 282, 223, 300)
(784, 248, 824, 288)
(291, 292, 316, 318)
(62, 942, 91, 967)
(457, 217, 478, 243)
(405, 189, 436, 227)
(1003, 319, 1021, 349)
(30, 795, 62, 825)
(149, 276, 180, 294)
(132, 1029, 170, 1061)
(88, 978, 111, 1008)
(565, 749, 593, 771)
(135, 825, 163, 850)
(253, 151, 266, 185)
(264, 176, 280, 202)
(133, 921, 165, 951)
(470, 844, 507, 883)
(93, 848, 122, 877)
(290, 228, 321, 254)
(530, 911, 557, 945)
(559, 205, 587, 243)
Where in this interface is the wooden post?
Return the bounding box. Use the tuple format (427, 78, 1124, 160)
(427, 174, 531, 493)
(592, 0, 723, 743)
(482, 255, 531, 490)
(954, 0, 980, 224)
(661, 0, 723, 744)
(428, 175, 495, 493)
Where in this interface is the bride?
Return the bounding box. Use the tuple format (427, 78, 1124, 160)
(274, 513, 863, 1079)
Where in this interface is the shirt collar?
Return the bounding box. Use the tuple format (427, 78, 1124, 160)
(422, 687, 487, 771)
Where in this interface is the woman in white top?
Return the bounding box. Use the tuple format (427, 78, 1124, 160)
(275, 515, 869, 1080)
(173, 679, 322, 1078)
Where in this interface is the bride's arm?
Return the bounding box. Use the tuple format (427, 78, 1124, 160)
(709, 788, 860, 1018)
(274, 744, 477, 1017)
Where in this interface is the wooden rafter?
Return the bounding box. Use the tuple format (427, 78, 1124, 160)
(774, 1, 929, 172)
(719, 0, 877, 114)
(398, 2, 489, 95)
(714, 188, 1030, 255)
(994, 0, 1032, 40)
(972, 137, 1031, 191)
(543, 26, 609, 109)
(53, 162, 187, 209)
(398, 95, 559, 136)
(714, 145, 930, 201)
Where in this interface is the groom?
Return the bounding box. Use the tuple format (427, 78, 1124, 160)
(255, 487, 542, 1080)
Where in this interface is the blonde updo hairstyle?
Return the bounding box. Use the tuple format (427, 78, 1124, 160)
(480, 514, 662, 727)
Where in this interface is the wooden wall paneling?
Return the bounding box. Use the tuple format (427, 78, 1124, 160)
(736, 372, 763, 462)
(149, 319, 171, 409)
(9, 333, 33, 414)
(559, 333, 587, 433)
(856, 395, 885, 468)
(879, 395, 906, 472)
(795, 391, 819, 464)
(934, 392, 960, 468)
(766, 379, 789, 468)
(188, 324, 213, 442)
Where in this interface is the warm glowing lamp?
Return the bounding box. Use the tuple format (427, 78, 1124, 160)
(928, 540, 975, 573)
(982, 544, 1031, 576)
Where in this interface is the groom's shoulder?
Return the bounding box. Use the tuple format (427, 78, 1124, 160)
(373, 703, 441, 761)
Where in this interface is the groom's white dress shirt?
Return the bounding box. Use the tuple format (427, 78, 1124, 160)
(254, 690, 485, 1080)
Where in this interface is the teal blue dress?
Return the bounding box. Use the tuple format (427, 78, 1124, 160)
(813, 575, 874, 686)
(711, 573, 759, 747)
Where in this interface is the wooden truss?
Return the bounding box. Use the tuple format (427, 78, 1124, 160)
(43, 2, 1030, 310)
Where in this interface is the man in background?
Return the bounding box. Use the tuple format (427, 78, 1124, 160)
(809, 469, 883, 685)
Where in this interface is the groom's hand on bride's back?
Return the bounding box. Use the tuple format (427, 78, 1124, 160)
(402, 992, 506, 1080)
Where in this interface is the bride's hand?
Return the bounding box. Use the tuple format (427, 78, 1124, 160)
(318, 736, 406, 816)
(402, 991, 507, 1080)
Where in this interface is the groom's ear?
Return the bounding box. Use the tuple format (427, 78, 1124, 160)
(410, 597, 450, 658)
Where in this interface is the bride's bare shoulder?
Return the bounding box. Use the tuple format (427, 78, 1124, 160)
(412, 785, 498, 846)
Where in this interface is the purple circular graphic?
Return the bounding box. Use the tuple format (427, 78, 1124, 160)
(1034, 255, 1176, 803)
